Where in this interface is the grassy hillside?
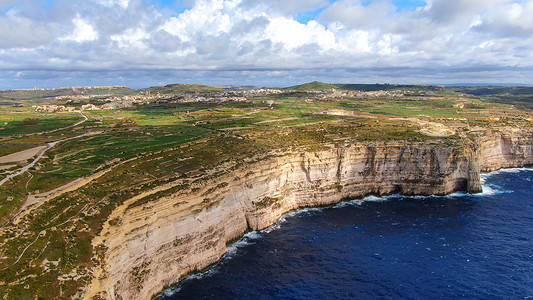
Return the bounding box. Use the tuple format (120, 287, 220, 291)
(338, 83, 445, 92)
(285, 81, 338, 91)
(450, 86, 533, 109)
(286, 81, 446, 92)
(142, 83, 225, 95)
(0, 86, 135, 102)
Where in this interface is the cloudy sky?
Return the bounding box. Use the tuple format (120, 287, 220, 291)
(1, 0, 532, 89)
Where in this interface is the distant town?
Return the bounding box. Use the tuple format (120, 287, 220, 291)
(27, 83, 437, 113)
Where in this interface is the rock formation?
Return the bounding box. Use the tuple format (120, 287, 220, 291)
(86, 131, 533, 299)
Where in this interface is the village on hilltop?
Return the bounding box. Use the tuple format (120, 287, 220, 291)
(30, 84, 430, 113)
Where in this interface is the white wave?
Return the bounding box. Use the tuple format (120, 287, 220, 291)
(291, 207, 324, 215)
(495, 167, 533, 173)
(363, 195, 389, 201)
(413, 192, 471, 200)
(409, 194, 436, 200)
(225, 231, 262, 259)
(162, 262, 223, 297)
(476, 167, 531, 196)
(163, 286, 181, 297)
(444, 192, 466, 198)
(244, 231, 261, 240)
(261, 207, 324, 234)
(481, 167, 533, 184)
(333, 201, 360, 208)
(261, 223, 282, 234)
(185, 267, 219, 281)
(334, 193, 409, 208)
(478, 185, 500, 196)
(473, 183, 511, 197)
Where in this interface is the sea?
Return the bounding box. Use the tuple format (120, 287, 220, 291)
(160, 168, 533, 299)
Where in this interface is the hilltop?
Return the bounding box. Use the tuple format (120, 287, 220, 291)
(286, 81, 339, 91)
(286, 81, 446, 92)
(0, 86, 135, 102)
(141, 83, 225, 95)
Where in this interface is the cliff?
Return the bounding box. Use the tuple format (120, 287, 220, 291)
(478, 131, 533, 171)
(86, 131, 533, 299)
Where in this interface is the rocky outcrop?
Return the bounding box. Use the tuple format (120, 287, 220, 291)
(86, 132, 533, 300)
(478, 131, 533, 171)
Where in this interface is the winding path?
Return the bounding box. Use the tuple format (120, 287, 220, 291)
(39, 111, 88, 135)
(0, 131, 100, 187)
(0, 112, 93, 187)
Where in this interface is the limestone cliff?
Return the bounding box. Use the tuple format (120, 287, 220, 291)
(86, 132, 533, 300)
(478, 131, 533, 171)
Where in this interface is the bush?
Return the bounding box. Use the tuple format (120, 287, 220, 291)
(19, 118, 40, 126)
(114, 118, 138, 127)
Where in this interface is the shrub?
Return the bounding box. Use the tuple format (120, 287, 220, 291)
(19, 118, 40, 126)
(114, 118, 138, 127)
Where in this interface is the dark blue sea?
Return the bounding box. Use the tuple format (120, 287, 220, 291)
(161, 168, 533, 299)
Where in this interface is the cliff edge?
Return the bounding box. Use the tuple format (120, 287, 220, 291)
(86, 131, 533, 299)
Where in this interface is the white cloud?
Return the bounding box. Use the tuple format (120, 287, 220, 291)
(161, 0, 236, 41)
(319, 0, 396, 29)
(265, 18, 335, 50)
(238, 0, 329, 16)
(0, 0, 532, 87)
(476, 0, 533, 36)
(0, 7, 57, 48)
(95, 0, 130, 9)
(62, 15, 98, 42)
(336, 30, 372, 53)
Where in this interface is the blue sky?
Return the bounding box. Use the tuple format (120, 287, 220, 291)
(149, 0, 428, 24)
(1, 0, 532, 89)
(150, 0, 427, 10)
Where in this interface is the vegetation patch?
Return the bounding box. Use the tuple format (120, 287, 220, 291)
(19, 117, 40, 126)
(254, 196, 281, 208)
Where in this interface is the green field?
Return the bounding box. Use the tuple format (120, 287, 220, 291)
(451, 86, 533, 109)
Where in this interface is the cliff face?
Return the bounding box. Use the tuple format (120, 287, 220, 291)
(86, 132, 533, 300)
(478, 131, 533, 171)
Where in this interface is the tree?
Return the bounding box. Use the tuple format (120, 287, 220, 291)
(19, 118, 40, 126)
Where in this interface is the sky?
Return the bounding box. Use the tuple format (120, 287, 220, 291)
(1, 0, 532, 89)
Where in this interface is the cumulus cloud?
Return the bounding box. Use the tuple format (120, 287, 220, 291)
(319, 0, 396, 29)
(0, 0, 532, 88)
(0, 14, 55, 48)
(475, 1, 533, 37)
(62, 15, 99, 42)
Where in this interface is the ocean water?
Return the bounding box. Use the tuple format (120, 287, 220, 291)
(161, 168, 533, 299)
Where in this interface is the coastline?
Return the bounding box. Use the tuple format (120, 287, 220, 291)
(157, 166, 533, 298)
(85, 132, 533, 300)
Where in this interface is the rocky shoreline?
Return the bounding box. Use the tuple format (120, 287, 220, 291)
(85, 131, 533, 300)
